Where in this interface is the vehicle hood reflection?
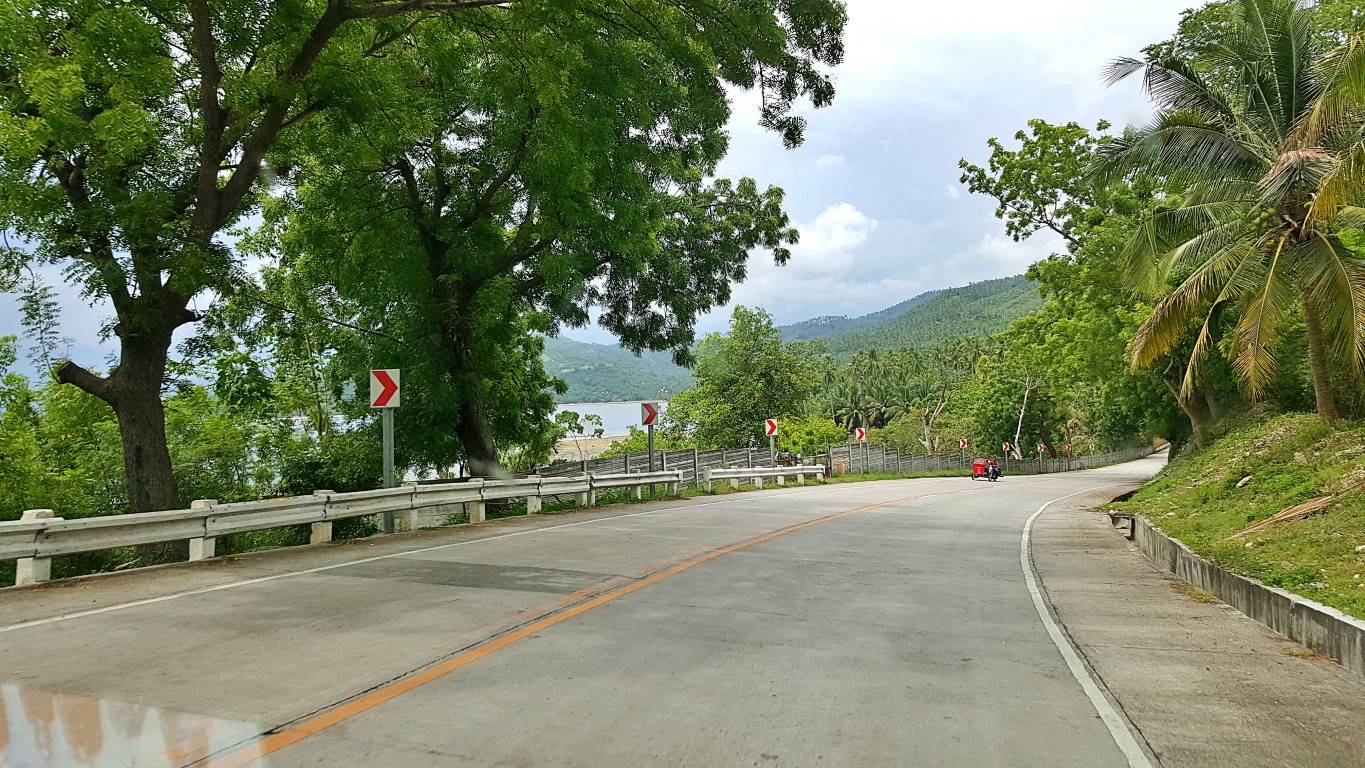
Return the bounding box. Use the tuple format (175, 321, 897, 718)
(1, 684, 263, 767)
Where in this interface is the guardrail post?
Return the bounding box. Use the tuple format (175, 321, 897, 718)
(466, 498, 487, 524)
(631, 483, 643, 501)
(311, 490, 335, 544)
(775, 474, 785, 487)
(666, 477, 679, 496)
(691, 448, 700, 486)
(188, 499, 217, 561)
(527, 495, 543, 514)
(581, 476, 596, 507)
(15, 509, 55, 586)
(700, 467, 714, 493)
(796, 468, 805, 485)
(753, 476, 764, 490)
(398, 482, 422, 530)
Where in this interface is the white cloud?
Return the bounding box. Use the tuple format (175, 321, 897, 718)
(814, 153, 846, 169)
(944, 183, 961, 199)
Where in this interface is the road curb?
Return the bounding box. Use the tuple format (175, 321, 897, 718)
(1130, 516, 1365, 677)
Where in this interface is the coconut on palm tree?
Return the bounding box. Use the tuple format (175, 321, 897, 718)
(1098, 0, 1365, 422)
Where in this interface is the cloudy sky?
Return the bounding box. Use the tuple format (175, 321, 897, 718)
(0, 0, 1196, 365)
(567, 0, 1198, 343)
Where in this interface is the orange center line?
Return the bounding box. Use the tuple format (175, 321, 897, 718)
(199, 491, 936, 768)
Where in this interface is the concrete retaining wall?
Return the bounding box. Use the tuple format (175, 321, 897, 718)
(1133, 516, 1365, 677)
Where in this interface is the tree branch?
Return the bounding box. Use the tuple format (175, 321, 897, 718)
(242, 291, 405, 344)
(56, 360, 114, 404)
(189, 0, 226, 240)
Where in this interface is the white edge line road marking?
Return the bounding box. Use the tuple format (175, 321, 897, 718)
(0, 475, 982, 634)
(1021, 485, 1155, 768)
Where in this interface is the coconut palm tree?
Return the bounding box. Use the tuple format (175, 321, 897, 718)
(1098, 0, 1365, 422)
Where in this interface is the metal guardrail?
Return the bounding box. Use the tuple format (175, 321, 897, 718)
(2, 445, 1159, 588)
(699, 465, 825, 491)
(2, 470, 684, 587)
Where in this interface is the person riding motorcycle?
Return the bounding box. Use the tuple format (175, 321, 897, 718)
(986, 458, 1001, 481)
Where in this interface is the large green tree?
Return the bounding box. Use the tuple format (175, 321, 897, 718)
(1099, 0, 1365, 422)
(0, 0, 844, 517)
(0, 0, 523, 523)
(239, 4, 839, 475)
(663, 306, 822, 449)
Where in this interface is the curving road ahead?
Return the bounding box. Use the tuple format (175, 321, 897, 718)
(2, 455, 1363, 768)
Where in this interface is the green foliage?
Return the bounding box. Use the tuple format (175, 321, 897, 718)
(597, 425, 694, 458)
(960, 120, 1111, 246)
(1101, 0, 1365, 417)
(777, 414, 850, 456)
(663, 306, 823, 449)
(1111, 414, 1365, 618)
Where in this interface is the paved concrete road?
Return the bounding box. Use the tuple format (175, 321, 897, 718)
(0, 457, 1360, 767)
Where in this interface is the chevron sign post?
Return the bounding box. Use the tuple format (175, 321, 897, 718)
(642, 402, 661, 496)
(370, 368, 401, 534)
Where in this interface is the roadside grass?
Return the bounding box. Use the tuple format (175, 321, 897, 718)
(1108, 414, 1365, 620)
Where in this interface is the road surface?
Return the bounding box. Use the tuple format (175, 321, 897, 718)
(2, 455, 1363, 767)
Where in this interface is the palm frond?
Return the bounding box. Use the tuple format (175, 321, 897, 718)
(1328, 205, 1365, 230)
(1121, 201, 1253, 288)
(1092, 112, 1265, 188)
(1182, 177, 1262, 206)
(1309, 140, 1365, 225)
(1293, 33, 1365, 146)
(1298, 233, 1365, 376)
(1130, 235, 1262, 369)
(1102, 56, 1147, 87)
(1230, 234, 1293, 396)
(1259, 146, 1335, 208)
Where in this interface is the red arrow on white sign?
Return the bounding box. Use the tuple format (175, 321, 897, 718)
(641, 402, 659, 426)
(1037, 443, 1046, 453)
(854, 427, 867, 442)
(1002, 441, 1010, 452)
(764, 419, 778, 437)
(370, 369, 400, 408)
(959, 437, 968, 450)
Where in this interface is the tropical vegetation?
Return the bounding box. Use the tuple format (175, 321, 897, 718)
(3, 0, 1365, 588)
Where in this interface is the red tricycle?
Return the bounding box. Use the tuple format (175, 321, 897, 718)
(971, 457, 1001, 481)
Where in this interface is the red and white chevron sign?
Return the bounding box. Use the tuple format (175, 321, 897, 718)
(1002, 441, 1010, 452)
(959, 437, 968, 450)
(370, 369, 400, 408)
(854, 427, 867, 442)
(764, 419, 778, 436)
(641, 402, 659, 426)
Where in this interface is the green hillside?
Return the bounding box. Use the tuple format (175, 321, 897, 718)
(542, 336, 694, 403)
(801, 275, 1041, 359)
(545, 275, 1041, 401)
(780, 291, 938, 341)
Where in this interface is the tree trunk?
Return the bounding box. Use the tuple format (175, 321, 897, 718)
(456, 392, 502, 477)
(57, 299, 189, 563)
(1162, 379, 1208, 450)
(1012, 386, 1030, 460)
(1302, 298, 1339, 423)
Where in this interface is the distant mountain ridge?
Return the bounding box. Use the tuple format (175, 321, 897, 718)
(779, 291, 939, 341)
(546, 274, 1042, 401)
(780, 275, 1040, 359)
(541, 336, 694, 403)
